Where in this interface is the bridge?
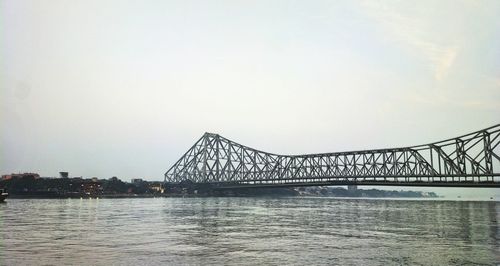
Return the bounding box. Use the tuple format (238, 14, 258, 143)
(164, 125, 500, 189)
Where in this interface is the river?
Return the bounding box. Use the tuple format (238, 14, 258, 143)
(1, 197, 498, 265)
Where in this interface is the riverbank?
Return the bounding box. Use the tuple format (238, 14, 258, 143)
(1, 175, 440, 199)
(6, 193, 162, 199)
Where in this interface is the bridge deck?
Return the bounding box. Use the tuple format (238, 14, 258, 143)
(214, 181, 500, 189)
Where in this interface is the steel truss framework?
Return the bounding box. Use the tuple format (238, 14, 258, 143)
(164, 125, 500, 188)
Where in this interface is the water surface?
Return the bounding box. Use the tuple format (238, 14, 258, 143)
(1, 197, 499, 265)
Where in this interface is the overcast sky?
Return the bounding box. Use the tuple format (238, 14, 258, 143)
(1, 1, 499, 197)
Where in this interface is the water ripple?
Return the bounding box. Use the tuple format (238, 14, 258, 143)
(0, 198, 498, 265)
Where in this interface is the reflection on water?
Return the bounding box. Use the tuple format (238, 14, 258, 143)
(0, 198, 499, 265)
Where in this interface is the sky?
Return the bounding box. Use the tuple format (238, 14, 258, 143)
(1, 1, 499, 197)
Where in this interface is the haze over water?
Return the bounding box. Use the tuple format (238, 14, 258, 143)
(1, 197, 498, 265)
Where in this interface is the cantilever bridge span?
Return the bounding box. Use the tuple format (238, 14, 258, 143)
(164, 125, 500, 188)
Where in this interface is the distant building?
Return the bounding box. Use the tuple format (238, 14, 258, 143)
(149, 182, 163, 193)
(59, 172, 69, 178)
(347, 184, 358, 191)
(131, 178, 143, 184)
(2, 173, 40, 180)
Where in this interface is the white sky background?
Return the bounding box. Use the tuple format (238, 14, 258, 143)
(1, 1, 499, 197)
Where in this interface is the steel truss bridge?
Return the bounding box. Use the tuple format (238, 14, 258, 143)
(164, 125, 500, 188)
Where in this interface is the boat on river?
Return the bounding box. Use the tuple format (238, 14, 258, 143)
(0, 189, 8, 202)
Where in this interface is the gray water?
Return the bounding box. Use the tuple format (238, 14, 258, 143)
(0, 197, 499, 265)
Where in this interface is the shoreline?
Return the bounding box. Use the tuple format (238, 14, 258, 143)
(4, 194, 482, 201)
(2, 196, 497, 203)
